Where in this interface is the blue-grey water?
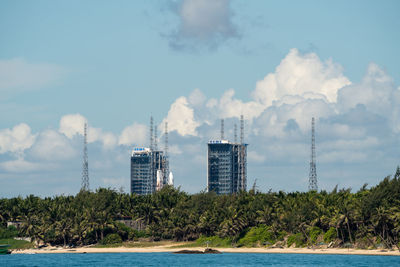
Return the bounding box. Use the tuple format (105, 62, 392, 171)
(1, 253, 399, 266)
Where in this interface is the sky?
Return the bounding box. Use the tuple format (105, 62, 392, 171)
(1, 0, 400, 197)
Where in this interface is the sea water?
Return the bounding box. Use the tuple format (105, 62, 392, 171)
(1, 253, 399, 266)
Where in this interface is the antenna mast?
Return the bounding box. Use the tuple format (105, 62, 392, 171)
(220, 119, 224, 140)
(309, 117, 318, 191)
(81, 122, 89, 191)
(150, 116, 154, 150)
(165, 121, 169, 171)
(234, 123, 237, 143)
(240, 115, 244, 144)
(154, 121, 158, 151)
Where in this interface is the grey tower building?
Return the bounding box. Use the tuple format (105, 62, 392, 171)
(207, 140, 247, 195)
(130, 147, 168, 195)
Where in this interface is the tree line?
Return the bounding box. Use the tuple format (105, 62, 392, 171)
(1, 167, 400, 249)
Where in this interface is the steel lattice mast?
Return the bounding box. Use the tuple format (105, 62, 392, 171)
(150, 116, 154, 150)
(309, 117, 318, 191)
(220, 119, 224, 140)
(154, 120, 158, 151)
(240, 115, 244, 144)
(234, 123, 237, 143)
(81, 122, 89, 191)
(164, 121, 169, 174)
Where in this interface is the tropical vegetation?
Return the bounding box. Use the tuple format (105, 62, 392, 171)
(1, 167, 400, 250)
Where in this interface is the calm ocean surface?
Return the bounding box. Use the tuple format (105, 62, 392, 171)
(1, 253, 399, 266)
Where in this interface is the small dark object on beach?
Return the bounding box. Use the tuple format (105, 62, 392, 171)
(204, 248, 221, 254)
(173, 248, 221, 254)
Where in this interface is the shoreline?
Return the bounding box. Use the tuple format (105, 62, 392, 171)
(11, 246, 400, 256)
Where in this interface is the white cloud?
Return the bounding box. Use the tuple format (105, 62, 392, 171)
(168, 0, 238, 50)
(252, 48, 351, 106)
(59, 114, 86, 138)
(0, 123, 36, 155)
(59, 114, 117, 148)
(30, 130, 76, 161)
(162, 96, 200, 136)
(188, 88, 206, 107)
(119, 123, 148, 146)
(0, 158, 44, 173)
(337, 63, 395, 116)
(2, 49, 400, 196)
(217, 89, 265, 120)
(0, 58, 65, 98)
(88, 127, 117, 149)
(318, 123, 366, 140)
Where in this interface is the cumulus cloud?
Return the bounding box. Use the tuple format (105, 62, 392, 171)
(0, 158, 44, 173)
(30, 130, 76, 161)
(2, 49, 400, 196)
(216, 89, 265, 120)
(0, 123, 36, 155)
(59, 114, 87, 138)
(162, 96, 200, 136)
(162, 48, 351, 138)
(337, 63, 396, 115)
(119, 123, 148, 146)
(59, 114, 117, 148)
(167, 0, 239, 50)
(0, 58, 65, 98)
(188, 88, 206, 107)
(252, 48, 351, 106)
(155, 48, 400, 192)
(88, 127, 117, 149)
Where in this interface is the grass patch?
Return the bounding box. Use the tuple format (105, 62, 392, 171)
(123, 241, 174, 248)
(93, 240, 178, 248)
(0, 238, 34, 250)
(193, 236, 233, 248)
(169, 242, 199, 248)
(93, 243, 123, 248)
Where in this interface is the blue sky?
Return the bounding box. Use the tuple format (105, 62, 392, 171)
(1, 0, 400, 197)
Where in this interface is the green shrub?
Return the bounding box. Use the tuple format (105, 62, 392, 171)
(0, 238, 34, 250)
(195, 235, 232, 247)
(238, 225, 275, 247)
(128, 229, 148, 240)
(0, 226, 18, 239)
(287, 233, 305, 247)
(115, 222, 133, 241)
(308, 226, 322, 244)
(276, 231, 287, 241)
(323, 227, 337, 243)
(101, 233, 122, 245)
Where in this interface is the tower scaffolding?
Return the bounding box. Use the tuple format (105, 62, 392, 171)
(81, 122, 89, 191)
(309, 117, 318, 191)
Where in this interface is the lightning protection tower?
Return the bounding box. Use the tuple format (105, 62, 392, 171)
(81, 122, 89, 191)
(309, 117, 318, 191)
(220, 119, 224, 140)
(150, 116, 154, 150)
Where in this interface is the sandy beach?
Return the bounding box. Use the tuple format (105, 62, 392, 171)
(12, 245, 400, 256)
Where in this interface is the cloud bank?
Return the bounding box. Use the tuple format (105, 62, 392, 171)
(1, 49, 399, 196)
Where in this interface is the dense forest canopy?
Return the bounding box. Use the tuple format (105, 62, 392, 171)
(1, 167, 400, 250)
